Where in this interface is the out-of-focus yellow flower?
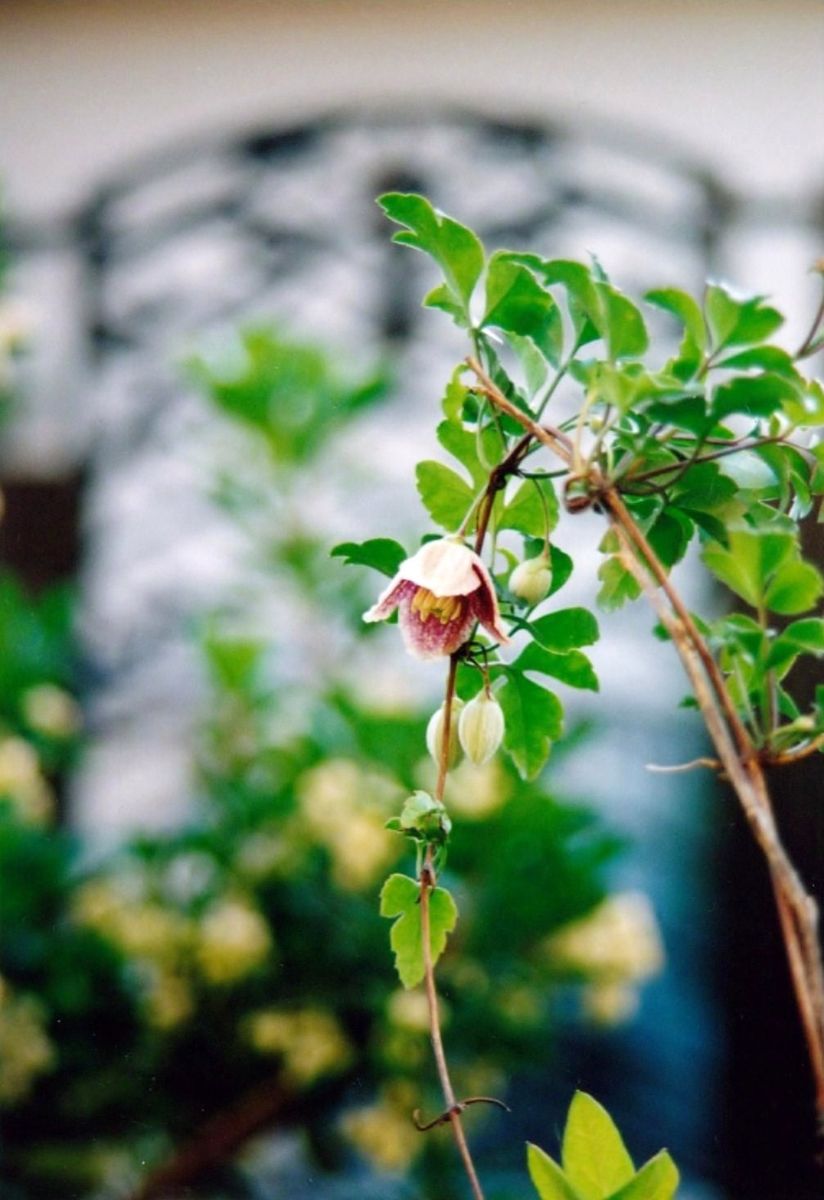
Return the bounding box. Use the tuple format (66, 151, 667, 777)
(236, 828, 300, 881)
(22, 684, 81, 739)
(545, 892, 664, 1027)
(445, 757, 511, 820)
(0, 977, 55, 1106)
(0, 736, 54, 824)
(328, 812, 396, 890)
(195, 897, 272, 985)
(582, 980, 640, 1027)
(377, 1028, 428, 1071)
(386, 987, 435, 1033)
(0, 299, 34, 356)
(243, 1007, 352, 1085)
(72, 881, 191, 963)
(495, 984, 541, 1025)
(440, 957, 490, 996)
(454, 1062, 505, 1107)
(341, 1083, 421, 1173)
(297, 758, 400, 890)
(142, 966, 194, 1031)
(546, 892, 664, 982)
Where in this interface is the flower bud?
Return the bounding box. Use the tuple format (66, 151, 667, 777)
(425, 699, 464, 769)
(458, 692, 505, 766)
(509, 554, 552, 606)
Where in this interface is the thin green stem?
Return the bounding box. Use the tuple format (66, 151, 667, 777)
(534, 331, 586, 420)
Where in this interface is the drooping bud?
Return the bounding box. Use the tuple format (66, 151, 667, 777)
(509, 553, 552, 606)
(458, 692, 505, 766)
(426, 699, 464, 769)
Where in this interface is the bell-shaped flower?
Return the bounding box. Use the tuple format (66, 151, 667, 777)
(363, 538, 509, 660)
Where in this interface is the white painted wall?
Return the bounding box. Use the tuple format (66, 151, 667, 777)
(0, 0, 822, 219)
(1, 0, 822, 473)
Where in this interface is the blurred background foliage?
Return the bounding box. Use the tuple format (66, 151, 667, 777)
(0, 275, 663, 1198)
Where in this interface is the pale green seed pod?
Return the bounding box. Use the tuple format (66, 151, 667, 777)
(509, 553, 552, 606)
(458, 692, 505, 766)
(425, 699, 464, 768)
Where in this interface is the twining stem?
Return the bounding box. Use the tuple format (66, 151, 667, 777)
(421, 854, 485, 1200)
(468, 354, 824, 1119)
(419, 654, 486, 1200)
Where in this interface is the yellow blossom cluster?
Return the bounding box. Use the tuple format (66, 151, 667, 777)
(444, 758, 511, 820)
(195, 897, 272, 985)
(0, 735, 54, 824)
(0, 976, 55, 1106)
(22, 683, 81, 740)
(297, 758, 400, 890)
(0, 298, 33, 387)
(340, 1082, 422, 1173)
(243, 1006, 352, 1086)
(385, 987, 435, 1033)
(545, 891, 664, 1026)
(72, 875, 273, 1027)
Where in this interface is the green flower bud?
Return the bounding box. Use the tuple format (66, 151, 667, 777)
(509, 553, 552, 606)
(426, 699, 464, 768)
(458, 692, 505, 766)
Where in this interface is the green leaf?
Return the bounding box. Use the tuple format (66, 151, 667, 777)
(378, 193, 484, 317)
(436, 419, 503, 488)
(606, 1151, 679, 1200)
(483, 252, 563, 363)
(502, 255, 601, 346)
(784, 378, 824, 427)
(644, 288, 706, 377)
(530, 607, 600, 651)
(515, 644, 599, 692)
(562, 1092, 635, 1200)
(509, 330, 551, 394)
(595, 282, 649, 360)
(499, 670, 563, 779)
(717, 449, 779, 493)
(702, 526, 787, 608)
(527, 1144, 583, 1200)
(501, 477, 560, 538)
(379, 873, 458, 989)
(547, 545, 574, 597)
(710, 374, 797, 422)
(716, 345, 800, 378)
(597, 556, 641, 611)
(416, 460, 475, 531)
(643, 394, 709, 435)
(764, 560, 824, 615)
(189, 327, 387, 463)
(703, 525, 823, 615)
(441, 366, 468, 422)
(670, 463, 737, 514)
(331, 538, 406, 577)
(647, 509, 692, 570)
(704, 283, 783, 352)
(766, 618, 824, 673)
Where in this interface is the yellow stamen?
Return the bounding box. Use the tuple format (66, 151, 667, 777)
(411, 588, 464, 625)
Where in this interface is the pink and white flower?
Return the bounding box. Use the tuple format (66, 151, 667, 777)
(363, 538, 510, 660)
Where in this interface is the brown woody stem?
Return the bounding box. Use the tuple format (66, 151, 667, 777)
(471, 355, 824, 1118)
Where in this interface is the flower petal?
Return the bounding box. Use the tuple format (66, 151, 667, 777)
(400, 539, 481, 597)
(363, 577, 414, 624)
(397, 592, 476, 660)
(469, 563, 510, 645)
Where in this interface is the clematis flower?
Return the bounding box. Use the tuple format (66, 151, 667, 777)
(363, 538, 510, 660)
